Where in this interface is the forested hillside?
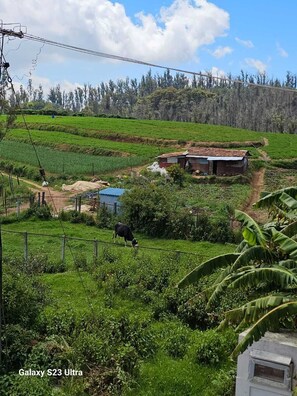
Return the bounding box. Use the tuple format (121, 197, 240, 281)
(7, 70, 297, 133)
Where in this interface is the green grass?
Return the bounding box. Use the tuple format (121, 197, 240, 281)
(1, 218, 235, 266)
(11, 115, 297, 159)
(42, 271, 103, 311)
(262, 133, 297, 159)
(176, 182, 251, 216)
(7, 129, 172, 157)
(0, 140, 147, 175)
(127, 352, 218, 396)
(264, 166, 297, 192)
(16, 115, 265, 142)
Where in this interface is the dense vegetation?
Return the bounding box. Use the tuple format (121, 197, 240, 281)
(0, 87, 297, 394)
(0, 214, 238, 396)
(5, 69, 297, 133)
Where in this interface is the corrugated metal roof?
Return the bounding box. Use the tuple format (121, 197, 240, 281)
(99, 187, 126, 196)
(188, 155, 244, 161)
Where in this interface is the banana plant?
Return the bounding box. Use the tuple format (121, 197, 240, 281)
(177, 191, 297, 357)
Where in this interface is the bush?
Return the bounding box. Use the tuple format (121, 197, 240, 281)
(0, 375, 52, 396)
(24, 203, 52, 220)
(167, 164, 186, 186)
(204, 367, 236, 396)
(0, 325, 37, 372)
(190, 329, 237, 366)
(3, 261, 47, 327)
(177, 294, 217, 330)
(157, 320, 192, 359)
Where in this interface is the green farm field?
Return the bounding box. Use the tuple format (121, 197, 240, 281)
(0, 115, 296, 180)
(6, 128, 172, 157)
(0, 140, 146, 175)
(10, 115, 297, 160)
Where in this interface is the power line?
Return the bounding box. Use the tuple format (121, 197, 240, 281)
(1, 25, 297, 94)
(21, 32, 297, 94)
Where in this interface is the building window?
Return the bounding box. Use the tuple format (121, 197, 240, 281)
(167, 157, 178, 164)
(249, 350, 293, 390)
(254, 363, 285, 383)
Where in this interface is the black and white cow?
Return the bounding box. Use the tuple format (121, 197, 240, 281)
(113, 222, 138, 247)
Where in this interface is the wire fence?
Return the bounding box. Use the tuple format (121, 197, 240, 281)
(0, 192, 124, 217)
(1, 228, 203, 267)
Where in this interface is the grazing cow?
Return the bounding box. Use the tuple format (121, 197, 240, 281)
(114, 222, 138, 247)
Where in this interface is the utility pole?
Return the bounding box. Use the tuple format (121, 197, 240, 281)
(0, 225, 2, 367)
(0, 22, 24, 94)
(0, 21, 24, 367)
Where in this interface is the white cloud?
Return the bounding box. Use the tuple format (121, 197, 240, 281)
(244, 58, 267, 74)
(209, 66, 226, 78)
(211, 46, 233, 58)
(235, 37, 254, 48)
(276, 42, 288, 58)
(1, 0, 230, 65)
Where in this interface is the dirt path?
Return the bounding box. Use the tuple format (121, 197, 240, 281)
(242, 168, 267, 223)
(5, 174, 73, 213)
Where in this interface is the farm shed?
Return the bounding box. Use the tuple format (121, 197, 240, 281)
(98, 187, 125, 214)
(157, 151, 187, 169)
(158, 148, 250, 176)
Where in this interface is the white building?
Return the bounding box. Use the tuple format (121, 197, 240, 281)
(236, 331, 297, 396)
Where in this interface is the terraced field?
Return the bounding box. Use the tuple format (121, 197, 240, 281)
(0, 115, 297, 177)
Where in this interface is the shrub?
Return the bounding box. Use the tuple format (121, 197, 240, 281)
(190, 329, 237, 366)
(177, 293, 217, 330)
(167, 164, 186, 186)
(157, 320, 192, 359)
(24, 203, 52, 220)
(3, 261, 47, 327)
(0, 375, 52, 396)
(0, 325, 37, 372)
(204, 367, 236, 396)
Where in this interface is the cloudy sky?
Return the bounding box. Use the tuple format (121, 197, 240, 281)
(0, 0, 295, 92)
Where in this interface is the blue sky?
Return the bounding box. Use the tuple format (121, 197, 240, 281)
(1, 0, 295, 93)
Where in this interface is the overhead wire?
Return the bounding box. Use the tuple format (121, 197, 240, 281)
(22, 32, 297, 94)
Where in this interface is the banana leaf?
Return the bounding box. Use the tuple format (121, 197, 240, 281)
(177, 253, 239, 289)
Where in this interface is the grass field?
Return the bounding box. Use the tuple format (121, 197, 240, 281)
(1, 218, 235, 266)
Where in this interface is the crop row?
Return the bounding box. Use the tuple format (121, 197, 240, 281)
(10, 115, 297, 159)
(0, 140, 147, 175)
(14, 115, 266, 141)
(7, 129, 172, 157)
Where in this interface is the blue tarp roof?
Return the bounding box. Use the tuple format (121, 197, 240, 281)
(99, 187, 126, 197)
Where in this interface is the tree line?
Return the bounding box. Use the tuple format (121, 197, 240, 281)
(6, 69, 297, 133)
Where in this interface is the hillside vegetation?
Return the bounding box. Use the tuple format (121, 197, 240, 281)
(1, 111, 297, 395)
(0, 115, 296, 180)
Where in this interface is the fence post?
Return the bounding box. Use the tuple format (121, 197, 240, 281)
(42, 192, 46, 205)
(24, 232, 28, 261)
(16, 201, 20, 217)
(93, 239, 98, 262)
(61, 235, 66, 264)
(78, 196, 82, 213)
(3, 190, 6, 216)
(114, 202, 117, 215)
